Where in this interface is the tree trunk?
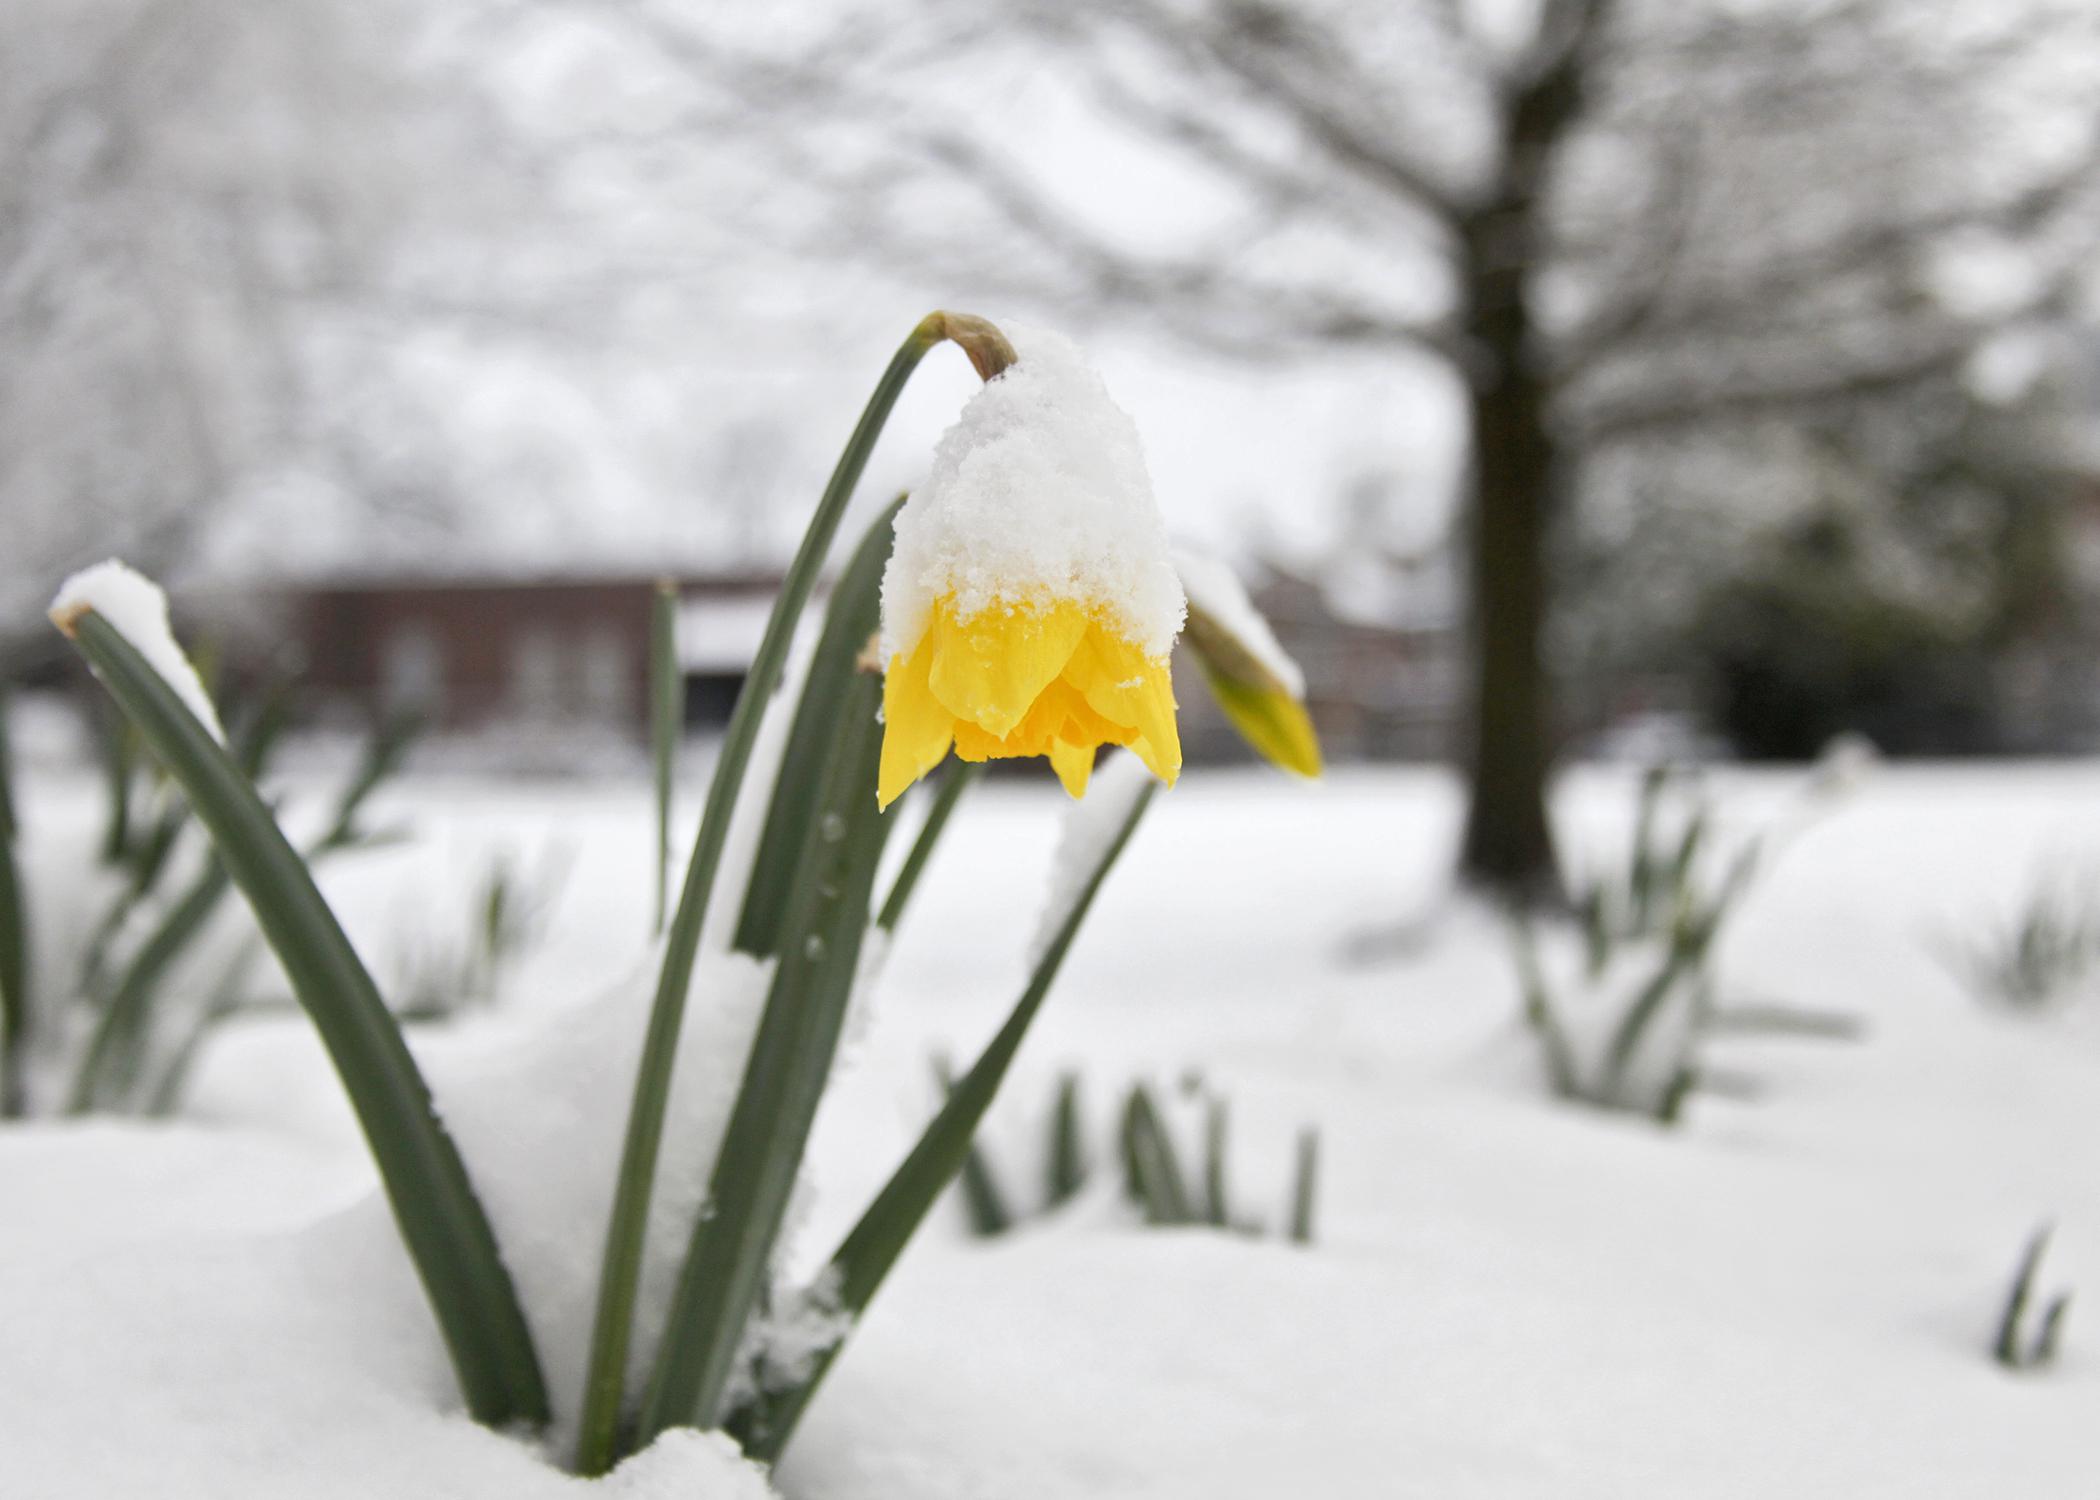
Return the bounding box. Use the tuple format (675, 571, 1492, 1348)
(1454, 213, 1561, 905)
(1451, 13, 1604, 906)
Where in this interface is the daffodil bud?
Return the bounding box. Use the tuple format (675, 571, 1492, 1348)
(877, 327, 1186, 807)
(1174, 548, 1322, 779)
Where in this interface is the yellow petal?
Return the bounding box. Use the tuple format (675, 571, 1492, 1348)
(878, 631, 954, 808)
(1048, 738, 1095, 798)
(927, 599, 1089, 740)
(1068, 625, 1182, 786)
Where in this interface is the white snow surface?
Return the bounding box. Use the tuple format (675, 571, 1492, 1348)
(6, 762, 2100, 1496)
(1174, 546, 1306, 697)
(881, 325, 1186, 661)
(48, 559, 227, 744)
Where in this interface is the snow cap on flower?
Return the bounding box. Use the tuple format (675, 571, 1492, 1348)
(877, 325, 1186, 807)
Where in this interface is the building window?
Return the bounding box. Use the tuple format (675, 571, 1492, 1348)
(578, 623, 633, 723)
(381, 624, 445, 717)
(510, 627, 564, 720)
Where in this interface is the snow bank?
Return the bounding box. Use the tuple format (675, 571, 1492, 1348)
(1031, 750, 1156, 964)
(0, 1125, 776, 1499)
(10, 765, 2100, 1497)
(1174, 547, 1304, 696)
(403, 952, 776, 1438)
(881, 326, 1185, 659)
(48, 558, 227, 744)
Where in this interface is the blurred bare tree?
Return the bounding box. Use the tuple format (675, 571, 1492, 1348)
(0, 0, 430, 648)
(11, 0, 2099, 909)
(571, 0, 2100, 903)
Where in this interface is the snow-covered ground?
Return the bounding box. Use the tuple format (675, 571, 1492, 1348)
(5, 761, 2098, 1496)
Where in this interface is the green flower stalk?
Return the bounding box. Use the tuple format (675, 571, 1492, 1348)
(573, 311, 1016, 1474)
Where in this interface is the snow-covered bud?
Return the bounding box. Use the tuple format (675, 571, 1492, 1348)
(1174, 547, 1321, 779)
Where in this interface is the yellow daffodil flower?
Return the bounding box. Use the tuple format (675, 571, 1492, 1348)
(878, 595, 1181, 808)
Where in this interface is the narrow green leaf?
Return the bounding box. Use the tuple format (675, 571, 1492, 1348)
(1046, 1071, 1087, 1209)
(1600, 947, 1696, 1097)
(59, 610, 548, 1428)
(309, 710, 420, 855)
(1288, 1126, 1319, 1246)
(651, 580, 681, 936)
(1628, 765, 1667, 931)
(143, 938, 263, 1117)
(1994, 1225, 2053, 1368)
(729, 781, 1156, 1464)
(876, 759, 981, 935)
(735, 498, 901, 958)
(66, 856, 232, 1113)
(1202, 1095, 1231, 1229)
(576, 316, 984, 1474)
(1510, 922, 1579, 1098)
(2031, 1291, 2072, 1368)
(1123, 1083, 1195, 1225)
(934, 1056, 1013, 1238)
(97, 705, 135, 865)
(68, 709, 417, 1116)
(71, 683, 298, 1000)
(636, 666, 895, 1444)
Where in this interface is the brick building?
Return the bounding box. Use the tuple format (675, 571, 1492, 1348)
(288, 573, 783, 738)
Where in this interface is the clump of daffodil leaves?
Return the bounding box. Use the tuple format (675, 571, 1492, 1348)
(48, 311, 1321, 1481)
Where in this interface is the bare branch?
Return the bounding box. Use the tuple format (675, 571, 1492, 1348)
(1101, 0, 1475, 224)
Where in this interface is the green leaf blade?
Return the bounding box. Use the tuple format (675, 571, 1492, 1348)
(730, 780, 1156, 1464)
(63, 610, 548, 1429)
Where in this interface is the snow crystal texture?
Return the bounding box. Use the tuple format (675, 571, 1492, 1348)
(49, 559, 227, 744)
(882, 325, 1186, 660)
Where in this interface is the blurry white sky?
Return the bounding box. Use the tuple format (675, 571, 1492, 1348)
(194, 1, 1468, 590)
(23, 0, 2095, 612)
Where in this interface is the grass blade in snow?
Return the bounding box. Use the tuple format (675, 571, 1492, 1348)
(650, 579, 680, 935)
(730, 777, 1156, 1464)
(66, 856, 232, 1113)
(55, 606, 548, 1429)
(1046, 1071, 1087, 1209)
(1288, 1126, 1319, 1246)
(1600, 950, 1695, 1096)
(68, 708, 414, 1114)
(933, 1055, 1014, 1237)
(1994, 1225, 2057, 1369)
(1203, 1095, 1231, 1228)
(1123, 1082, 1195, 1225)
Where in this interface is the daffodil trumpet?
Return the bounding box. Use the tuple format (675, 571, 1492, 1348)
(878, 596, 1180, 807)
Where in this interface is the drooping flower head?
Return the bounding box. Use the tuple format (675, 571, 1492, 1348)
(877, 327, 1185, 808)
